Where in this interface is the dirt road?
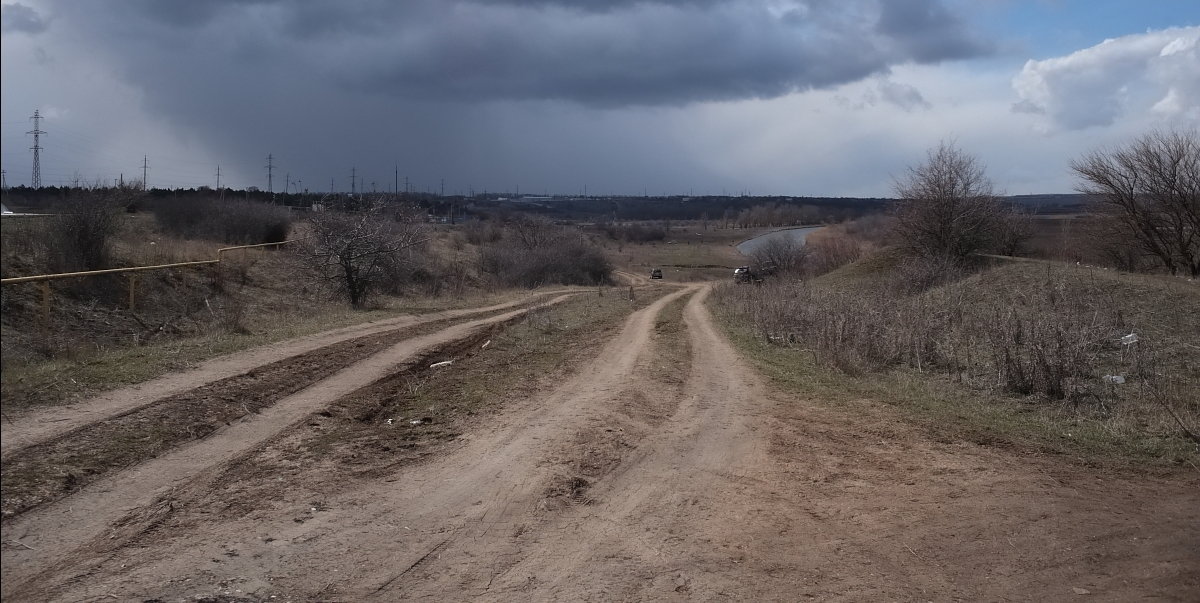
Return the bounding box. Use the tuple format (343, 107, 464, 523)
(1, 292, 563, 455)
(2, 285, 1196, 601)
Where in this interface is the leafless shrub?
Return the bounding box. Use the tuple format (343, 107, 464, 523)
(892, 141, 1015, 261)
(750, 237, 809, 275)
(993, 206, 1036, 256)
(462, 220, 504, 245)
(47, 192, 129, 272)
(509, 214, 561, 251)
(803, 232, 864, 277)
(479, 241, 612, 288)
(982, 285, 1118, 399)
(304, 201, 427, 307)
(477, 216, 612, 288)
(887, 254, 972, 295)
(714, 266, 1136, 402)
(1080, 214, 1154, 272)
(1072, 129, 1199, 276)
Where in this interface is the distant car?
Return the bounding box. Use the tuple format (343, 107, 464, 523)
(650, 268, 663, 279)
(735, 265, 766, 284)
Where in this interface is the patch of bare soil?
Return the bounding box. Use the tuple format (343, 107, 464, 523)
(3, 283, 1196, 602)
(0, 295, 577, 599)
(0, 302, 537, 520)
(0, 291, 563, 455)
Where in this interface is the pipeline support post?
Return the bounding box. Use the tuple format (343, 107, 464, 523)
(127, 274, 137, 310)
(39, 281, 51, 324)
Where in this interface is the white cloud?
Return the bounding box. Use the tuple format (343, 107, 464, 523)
(1012, 26, 1200, 131)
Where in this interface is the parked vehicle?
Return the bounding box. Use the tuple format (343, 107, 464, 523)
(734, 265, 772, 284)
(650, 268, 663, 279)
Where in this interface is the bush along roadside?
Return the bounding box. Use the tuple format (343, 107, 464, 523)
(710, 262, 1200, 466)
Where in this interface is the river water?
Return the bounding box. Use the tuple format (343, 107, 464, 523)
(735, 226, 823, 256)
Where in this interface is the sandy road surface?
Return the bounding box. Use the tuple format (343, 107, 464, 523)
(0, 294, 576, 598)
(1, 292, 562, 456)
(2, 284, 1197, 601)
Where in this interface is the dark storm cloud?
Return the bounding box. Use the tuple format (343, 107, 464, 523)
(19, 0, 994, 194)
(1, 2, 48, 34)
(67, 0, 990, 107)
(876, 0, 988, 62)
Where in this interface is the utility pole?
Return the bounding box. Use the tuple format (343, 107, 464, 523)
(394, 164, 399, 196)
(440, 178, 445, 197)
(216, 165, 221, 190)
(405, 176, 409, 194)
(142, 155, 149, 190)
(351, 167, 357, 195)
(330, 177, 335, 194)
(266, 154, 274, 193)
(28, 110, 45, 188)
(285, 171, 290, 194)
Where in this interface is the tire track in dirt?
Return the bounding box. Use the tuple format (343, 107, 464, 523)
(1, 291, 566, 456)
(613, 270, 650, 286)
(0, 300, 555, 522)
(9, 281, 1197, 601)
(331, 284, 700, 599)
(0, 294, 577, 598)
(12, 284, 696, 602)
(390, 284, 773, 600)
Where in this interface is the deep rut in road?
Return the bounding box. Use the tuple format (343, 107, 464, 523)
(0, 294, 578, 599)
(3, 283, 1197, 602)
(1, 292, 566, 456)
(0, 295, 565, 521)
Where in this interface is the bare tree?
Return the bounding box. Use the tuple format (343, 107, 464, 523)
(892, 141, 1009, 260)
(993, 205, 1035, 257)
(510, 214, 561, 250)
(750, 237, 809, 275)
(306, 201, 427, 307)
(1072, 130, 1199, 277)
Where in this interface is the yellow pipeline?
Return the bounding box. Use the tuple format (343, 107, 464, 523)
(1, 240, 296, 285)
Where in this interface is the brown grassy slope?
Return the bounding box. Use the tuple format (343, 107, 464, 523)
(0, 218, 523, 411)
(712, 253, 1199, 467)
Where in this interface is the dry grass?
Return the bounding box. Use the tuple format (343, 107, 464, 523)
(0, 238, 539, 414)
(602, 223, 764, 281)
(711, 254, 1200, 466)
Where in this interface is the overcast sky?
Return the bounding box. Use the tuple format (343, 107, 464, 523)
(2, 0, 1197, 196)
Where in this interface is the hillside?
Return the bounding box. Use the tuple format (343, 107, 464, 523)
(714, 252, 1200, 465)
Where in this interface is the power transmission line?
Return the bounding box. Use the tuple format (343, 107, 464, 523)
(265, 153, 274, 193)
(27, 110, 45, 188)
